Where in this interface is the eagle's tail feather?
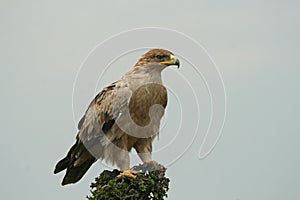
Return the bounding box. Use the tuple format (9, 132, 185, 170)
(54, 142, 77, 174)
(54, 141, 96, 185)
(61, 156, 95, 185)
(54, 156, 71, 174)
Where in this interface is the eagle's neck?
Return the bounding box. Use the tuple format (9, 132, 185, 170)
(124, 65, 164, 85)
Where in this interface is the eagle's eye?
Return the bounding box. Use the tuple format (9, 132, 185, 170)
(155, 54, 164, 60)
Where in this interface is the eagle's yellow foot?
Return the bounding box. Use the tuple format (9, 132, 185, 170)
(117, 170, 138, 179)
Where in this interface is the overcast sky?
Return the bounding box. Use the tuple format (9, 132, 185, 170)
(1, 0, 299, 200)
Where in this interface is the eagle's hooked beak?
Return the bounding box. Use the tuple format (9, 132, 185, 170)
(160, 54, 180, 68)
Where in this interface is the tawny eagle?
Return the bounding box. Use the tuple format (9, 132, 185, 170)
(54, 49, 180, 185)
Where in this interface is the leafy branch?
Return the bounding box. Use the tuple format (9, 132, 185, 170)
(87, 162, 170, 200)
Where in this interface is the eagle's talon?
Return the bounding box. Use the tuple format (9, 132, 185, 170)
(117, 170, 138, 179)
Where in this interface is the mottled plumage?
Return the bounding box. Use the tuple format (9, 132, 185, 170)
(54, 49, 180, 185)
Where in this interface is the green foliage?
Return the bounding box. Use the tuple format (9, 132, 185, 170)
(87, 163, 170, 200)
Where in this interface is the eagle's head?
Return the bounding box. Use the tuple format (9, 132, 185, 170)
(134, 48, 180, 69)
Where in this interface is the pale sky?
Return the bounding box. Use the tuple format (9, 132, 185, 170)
(1, 0, 299, 199)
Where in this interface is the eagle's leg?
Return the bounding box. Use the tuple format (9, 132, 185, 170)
(134, 139, 158, 165)
(117, 150, 130, 171)
(116, 149, 137, 179)
(137, 151, 152, 163)
(134, 139, 161, 169)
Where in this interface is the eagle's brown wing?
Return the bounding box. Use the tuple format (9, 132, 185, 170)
(54, 81, 131, 185)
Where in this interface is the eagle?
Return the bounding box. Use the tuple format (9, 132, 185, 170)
(54, 48, 180, 185)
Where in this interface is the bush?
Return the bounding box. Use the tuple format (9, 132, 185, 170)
(87, 162, 170, 200)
